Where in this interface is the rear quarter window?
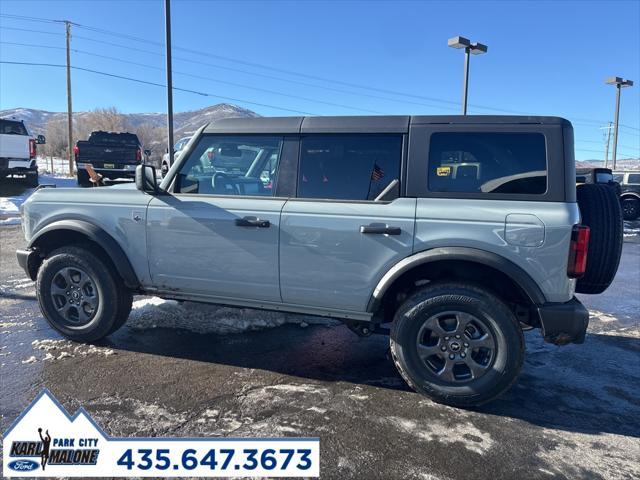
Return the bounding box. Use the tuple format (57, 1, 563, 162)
(627, 173, 640, 184)
(428, 132, 547, 195)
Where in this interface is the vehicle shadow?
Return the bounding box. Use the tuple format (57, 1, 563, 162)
(102, 321, 640, 439)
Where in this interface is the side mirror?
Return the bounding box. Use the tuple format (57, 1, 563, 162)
(144, 149, 151, 157)
(135, 164, 158, 194)
(36, 135, 46, 144)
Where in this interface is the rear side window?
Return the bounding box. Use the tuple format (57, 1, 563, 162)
(428, 132, 547, 195)
(628, 174, 640, 184)
(298, 134, 402, 200)
(0, 119, 28, 135)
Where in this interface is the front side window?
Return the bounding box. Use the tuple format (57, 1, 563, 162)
(297, 134, 402, 200)
(176, 135, 282, 196)
(428, 132, 547, 195)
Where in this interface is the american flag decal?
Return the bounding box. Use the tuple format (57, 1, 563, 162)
(371, 163, 385, 181)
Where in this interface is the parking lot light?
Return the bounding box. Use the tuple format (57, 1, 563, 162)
(605, 77, 634, 169)
(448, 36, 488, 115)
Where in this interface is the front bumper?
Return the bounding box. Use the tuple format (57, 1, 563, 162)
(16, 248, 40, 280)
(535, 297, 589, 345)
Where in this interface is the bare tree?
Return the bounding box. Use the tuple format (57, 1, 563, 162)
(43, 117, 68, 158)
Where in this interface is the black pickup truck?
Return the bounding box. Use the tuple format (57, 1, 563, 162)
(74, 131, 149, 186)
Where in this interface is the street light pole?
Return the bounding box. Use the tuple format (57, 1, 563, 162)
(462, 47, 470, 115)
(164, 0, 174, 166)
(448, 36, 487, 115)
(605, 76, 634, 170)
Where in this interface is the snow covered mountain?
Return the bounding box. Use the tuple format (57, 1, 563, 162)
(0, 103, 259, 138)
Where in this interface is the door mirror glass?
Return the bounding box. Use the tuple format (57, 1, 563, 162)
(135, 164, 158, 193)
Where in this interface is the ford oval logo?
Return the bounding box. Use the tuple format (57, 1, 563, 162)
(8, 459, 39, 471)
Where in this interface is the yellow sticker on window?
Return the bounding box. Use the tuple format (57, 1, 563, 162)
(437, 166, 451, 177)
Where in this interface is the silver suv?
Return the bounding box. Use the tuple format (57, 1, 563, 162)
(17, 116, 623, 407)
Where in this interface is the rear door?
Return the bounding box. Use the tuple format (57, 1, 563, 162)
(146, 134, 294, 302)
(279, 133, 415, 313)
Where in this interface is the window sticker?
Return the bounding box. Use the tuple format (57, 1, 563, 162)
(436, 166, 451, 177)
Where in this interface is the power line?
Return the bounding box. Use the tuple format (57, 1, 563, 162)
(0, 41, 383, 114)
(3, 14, 639, 125)
(0, 14, 575, 116)
(0, 60, 318, 115)
(0, 25, 64, 36)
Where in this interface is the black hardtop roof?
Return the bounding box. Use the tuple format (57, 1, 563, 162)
(203, 115, 571, 135)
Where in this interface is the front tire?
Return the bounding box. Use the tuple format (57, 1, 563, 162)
(36, 246, 124, 342)
(390, 283, 524, 407)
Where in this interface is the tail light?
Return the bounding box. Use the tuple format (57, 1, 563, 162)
(567, 225, 590, 278)
(73, 145, 79, 159)
(29, 139, 37, 159)
(136, 148, 142, 162)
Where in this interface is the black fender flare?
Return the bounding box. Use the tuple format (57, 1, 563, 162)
(28, 219, 140, 288)
(367, 246, 546, 312)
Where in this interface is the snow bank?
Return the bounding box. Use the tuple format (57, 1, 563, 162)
(127, 297, 337, 334)
(0, 173, 75, 225)
(0, 189, 30, 225)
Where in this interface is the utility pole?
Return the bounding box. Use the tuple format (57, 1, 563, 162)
(65, 20, 74, 176)
(164, 0, 174, 164)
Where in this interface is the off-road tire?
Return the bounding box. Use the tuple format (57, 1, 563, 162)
(622, 198, 639, 221)
(390, 283, 524, 408)
(576, 184, 623, 294)
(36, 246, 123, 342)
(108, 286, 133, 334)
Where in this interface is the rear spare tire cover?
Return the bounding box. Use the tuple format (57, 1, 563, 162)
(575, 184, 623, 294)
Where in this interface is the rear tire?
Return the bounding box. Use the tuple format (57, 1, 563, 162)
(26, 171, 39, 187)
(77, 170, 91, 187)
(161, 161, 169, 178)
(622, 198, 640, 221)
(575, 184, 623, 294)
(36, 246, 124, 342)
(390, 283, 524, 407)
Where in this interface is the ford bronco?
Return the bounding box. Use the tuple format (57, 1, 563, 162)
(17, 116, 623, 407)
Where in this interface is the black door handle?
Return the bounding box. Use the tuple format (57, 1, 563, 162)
(236, 216, 270, 228)
(360, 224, 401, 235)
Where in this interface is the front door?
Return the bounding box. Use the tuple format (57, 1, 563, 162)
(279, 133, 415, 313)
(146, 134, 287, 302)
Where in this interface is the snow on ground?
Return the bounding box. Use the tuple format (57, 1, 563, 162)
(0, 168, 75, 225)
(0, 195, 22, 225)
(37, 156, 72, 176)
(126, 297, 337, 334)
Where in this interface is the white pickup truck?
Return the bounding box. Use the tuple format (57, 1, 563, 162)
(0, 118, 45, 187)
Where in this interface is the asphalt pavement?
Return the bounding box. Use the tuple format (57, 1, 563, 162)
(1, 220, 639, 480)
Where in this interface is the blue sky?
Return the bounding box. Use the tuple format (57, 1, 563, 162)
(1, 0, 638, 160)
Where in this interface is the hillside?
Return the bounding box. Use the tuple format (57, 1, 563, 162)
(0, 103, 259, 139)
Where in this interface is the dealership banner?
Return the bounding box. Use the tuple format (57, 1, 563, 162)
(3, 389, 319, 477)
